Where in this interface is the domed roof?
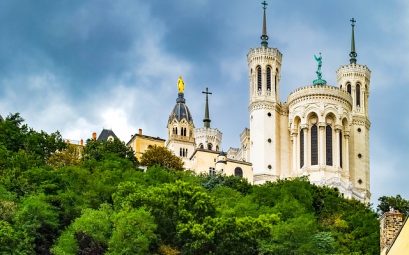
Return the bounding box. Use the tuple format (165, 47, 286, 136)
(168, 93, 193, 123)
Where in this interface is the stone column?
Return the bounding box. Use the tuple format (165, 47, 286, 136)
(344, 131, 350, 174)
(380, 210, 404, 253)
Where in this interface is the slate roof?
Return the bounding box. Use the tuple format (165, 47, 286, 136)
(97, 129, 118, 141)
(168, 93, 193, 123)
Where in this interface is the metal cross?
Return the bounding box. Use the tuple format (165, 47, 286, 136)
(202, 87, 212, 96)
(350, 18, 356, 27)
(262, 1, 268, 10)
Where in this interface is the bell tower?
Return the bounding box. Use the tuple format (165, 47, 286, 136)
(248, 1, 283, 184)
(336, 19, 371, 201)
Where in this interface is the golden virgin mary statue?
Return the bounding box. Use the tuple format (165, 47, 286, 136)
(177, 76, 185, 93)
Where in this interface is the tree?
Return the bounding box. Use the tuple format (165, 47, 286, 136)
(83, 138, 138, 166)
(108, 208, 157, 254)
(140, 145, 184, 170)
(13, 194, 59, 254)
(47, 144, 82, 168)
(377, 195, 409, 216)
(0, 113, 66, 163)
(52, 204, 113, 255)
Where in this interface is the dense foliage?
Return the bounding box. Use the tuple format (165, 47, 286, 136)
(0, 114, 386, 254)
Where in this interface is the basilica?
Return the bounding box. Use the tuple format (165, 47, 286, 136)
(128, 5, 371, 202)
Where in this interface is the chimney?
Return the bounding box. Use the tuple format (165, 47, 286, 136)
(92, 132, 97, 140)
(138, 128, 142, 136)
(380, 209, 405, 253)
(80, 139, 84, 146)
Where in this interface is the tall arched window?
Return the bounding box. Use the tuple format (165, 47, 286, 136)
(339, 131, 343, 168)
(356, 83, 361, 107)
(311, 124, 318, 165)
(326, 125, 333, 166)
(234, 167, 243, 177)
(266, 66, 272, 91)
(300, 129, 304, 168)
(175, 127, 178, 135)
(275, 68, 279, 95)
(257, 66, 262, 91)
(216, 145, 219, 151)
(179, 148, 182, 157)
(347, 83, 351, 94)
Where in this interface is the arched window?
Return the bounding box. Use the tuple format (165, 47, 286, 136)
(207, 143, 213, 150)
(266, 66, 271, 91)
(300, 129, 304, 168)
(257, 66, 262, 91)
(326, 125, 333, 166)
(311, 124, 318, 165)
(356, 83, 361, 107)
(179, 148, 182, 157)
(275, 68, 279, 95)
(199, 143, 204, 149)
(347, 83, 351, 94)
(339, 131, 343, 168)
(234, 167, 243, 178)
(216, 145, 219, 151)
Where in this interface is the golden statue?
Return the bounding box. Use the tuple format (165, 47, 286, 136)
(177, 76, 185, 93)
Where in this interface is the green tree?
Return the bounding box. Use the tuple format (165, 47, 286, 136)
(108, 207, 157, 254)
(13, 194, 59, 254)
(83, 138, 138, 166)
(140, 145, 184, 170)
(377, 195, 409, 216)
(47, 144, 82, 168)
(52, 204, 113, 255)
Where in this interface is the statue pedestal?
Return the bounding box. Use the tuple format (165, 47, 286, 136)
(313, 78, 327, 85)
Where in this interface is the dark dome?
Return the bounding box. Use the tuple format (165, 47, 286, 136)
(168, 93, 193, 123)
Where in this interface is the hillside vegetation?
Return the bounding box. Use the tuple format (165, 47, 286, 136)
(0, 114, 381, 254)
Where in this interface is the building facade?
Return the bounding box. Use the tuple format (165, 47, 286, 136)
(228, 7, 371, 202)
(133, 5, 372, 202)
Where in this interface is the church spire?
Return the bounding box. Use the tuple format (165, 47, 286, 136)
(349, 18, 357, 64)
(202, 87, 212, 128)
(260, 1, 269, 47)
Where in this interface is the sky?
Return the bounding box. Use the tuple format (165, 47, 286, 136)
(0, 0, 408, 205)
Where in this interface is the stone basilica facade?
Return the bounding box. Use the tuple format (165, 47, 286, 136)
(160, 7, 371, 202)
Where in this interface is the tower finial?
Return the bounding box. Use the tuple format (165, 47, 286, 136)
(349, 18, 357, 64)
(202, 87, 212, 128)
(260, 1, 269, 47)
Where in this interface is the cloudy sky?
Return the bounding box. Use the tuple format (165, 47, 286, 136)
(0, 0, 408, 204)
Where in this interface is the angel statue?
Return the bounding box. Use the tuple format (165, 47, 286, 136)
(313, 52, 327, 85)
(314, 52, 322, 80)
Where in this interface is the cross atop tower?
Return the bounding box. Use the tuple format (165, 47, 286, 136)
(262, 1, 268, 10)
(350, 18, 356, 27)
(202, 87, 212, 128)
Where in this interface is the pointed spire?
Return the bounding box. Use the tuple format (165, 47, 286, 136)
(349, 18, 357, 64)
(260, 1, 269, 47)
(202, 87, 212, 128)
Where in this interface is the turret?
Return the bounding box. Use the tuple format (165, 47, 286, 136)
(336, 19, 371, 201)
(194, 87, 222, 151)
(248, 1, 283, 183)
(166, 76, 196, 162)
